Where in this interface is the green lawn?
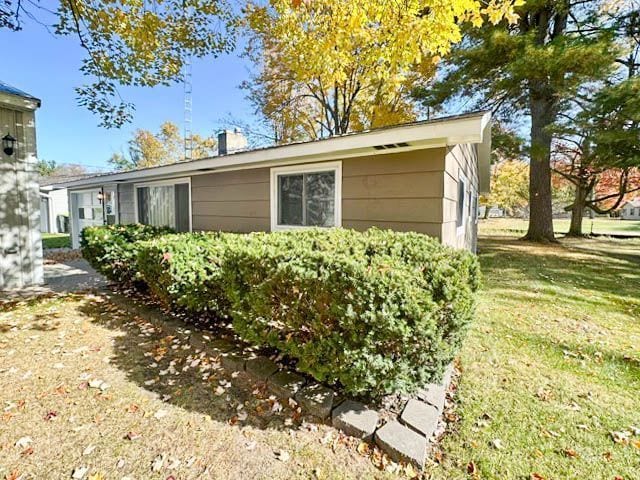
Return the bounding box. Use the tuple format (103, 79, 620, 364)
(428, 235, 640, 479)
(41, 233, 71, 249)
(480, 217, 640, 236)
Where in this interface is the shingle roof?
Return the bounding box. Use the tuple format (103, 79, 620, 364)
(0, 80, 41, 104)
(623, 198, 640, 208)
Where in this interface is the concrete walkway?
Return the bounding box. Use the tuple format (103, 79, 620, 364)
(1, 259, 107, 300)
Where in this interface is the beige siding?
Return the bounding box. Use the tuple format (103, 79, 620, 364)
(187, 148, 447, 238)
(191, 168, 270, 232)
(342, 148, 446, 237)
(441, 143, 479, 251)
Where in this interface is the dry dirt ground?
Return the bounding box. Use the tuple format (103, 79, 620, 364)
(0, 291, 404, 480)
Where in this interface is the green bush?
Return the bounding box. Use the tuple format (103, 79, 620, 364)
(87, 225, 480, 397)
(80, 224, 174, 285)
(223, 228, 479, 397)
(137, 232, 246, 317)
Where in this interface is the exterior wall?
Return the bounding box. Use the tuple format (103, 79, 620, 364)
(441, 143, 479, 251)
(0, 104, 43, 288)
(341, 148, 446, 238)
(190, 148, 448, 240)
(191, 168, 271, 232)
(621, 204, 640, 220)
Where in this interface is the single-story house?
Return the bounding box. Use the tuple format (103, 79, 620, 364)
(39, 181, 70, 234)
(59, 111, 492, 252)
(0, 80, 43, 289)
(620, 199, 640, 220)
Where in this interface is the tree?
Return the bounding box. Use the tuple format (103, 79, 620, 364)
(415, 0, 617, 242)
(552, 5, 640, 235)
(485, 160, 530, 216)
(36, 160, 89, 179)
(2, 1, 236, 127)
(109, 121, 216, 171)
(243, 0, 519, 143)
(37, 159, 59, 177)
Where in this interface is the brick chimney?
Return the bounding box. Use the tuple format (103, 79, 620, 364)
(218, 129, 248, 155)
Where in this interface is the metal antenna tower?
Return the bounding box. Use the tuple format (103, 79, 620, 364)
(183, 57, 193, 161)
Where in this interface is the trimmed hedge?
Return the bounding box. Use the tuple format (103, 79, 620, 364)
(137, 232, 245, 317)
(82, 225, 479, 398)
(81, 224, 174, 285)
(223, 229, 479, 396)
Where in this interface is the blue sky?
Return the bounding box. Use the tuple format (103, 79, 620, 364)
(1, 18, 257, 171)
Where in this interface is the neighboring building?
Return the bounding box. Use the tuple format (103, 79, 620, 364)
(0, 81, 43, 289)
(620, 199, 640, 220)
(60, 111, 492, 253)
(40, 184, 69, 233)
(39, 174, 89, 234)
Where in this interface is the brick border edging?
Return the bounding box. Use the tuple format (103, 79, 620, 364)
(105, 291, 453, 469)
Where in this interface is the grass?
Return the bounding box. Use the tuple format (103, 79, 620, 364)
(480, 217, 640, 236)
(41, 233, 71, 249)
(2, 235, 638, 479)
(427, 235, 640, 479)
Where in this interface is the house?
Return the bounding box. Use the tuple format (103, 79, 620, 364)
(60, 111, 492, 253)
(620, 199, 640, 220)
(39, 181, 70, 234)
(39, 174, 90, 234)
(0, 80, 43, 289)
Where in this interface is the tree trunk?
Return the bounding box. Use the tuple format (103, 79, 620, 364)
(567, 183, 587, 236)
(524, 91, 556, 242)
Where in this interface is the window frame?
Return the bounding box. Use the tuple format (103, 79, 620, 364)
(456, 171, 468, 236)
(133, 177, 192, 232)
(270, 161, 342, 231)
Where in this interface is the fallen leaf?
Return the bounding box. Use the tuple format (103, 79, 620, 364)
(125, 431, 141, 441)
(87, 473, 105, 480)
(43, 411, 58, 421)
(72, 466, 88, 479)
(563, 448, 579, 458)
(15, 437, 32, 449)
(467, 461, 477, 474)
(82, 445, 96, 456)
(357, 442, 370, 455)
(275, 450, 290, 462)
(5, 470, 21, 480)
(491, 438, 504, 450)
(20, 446, 34, 457)
(530, 474, 546, 480)
(152, 455, 165, 472)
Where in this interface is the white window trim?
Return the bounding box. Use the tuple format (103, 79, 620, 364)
(456, 171, 468, 237)
(270, 161, 342, 231)
(133, 177, 192, 232)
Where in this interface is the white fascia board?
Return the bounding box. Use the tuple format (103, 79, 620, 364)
(61, 112, 490, 189)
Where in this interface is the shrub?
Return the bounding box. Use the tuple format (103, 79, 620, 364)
(223, 228, 480, 397)
(81, 224, 174, 285)
(136, 232, 245, 318)
(87, 225, 480, 398)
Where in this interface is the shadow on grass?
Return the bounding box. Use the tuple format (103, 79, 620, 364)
(78, 293, 302, 432)
(479, 237, 640, 317)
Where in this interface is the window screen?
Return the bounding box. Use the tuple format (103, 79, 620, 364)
(277, 171, 335, 227)
(456, 178, 466, 228)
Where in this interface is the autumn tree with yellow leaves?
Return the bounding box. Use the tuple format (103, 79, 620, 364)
(109, 122, 217, 171)
(243, 0, 520, 143)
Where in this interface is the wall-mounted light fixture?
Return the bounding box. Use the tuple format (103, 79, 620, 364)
(2, 133, 16, 156)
